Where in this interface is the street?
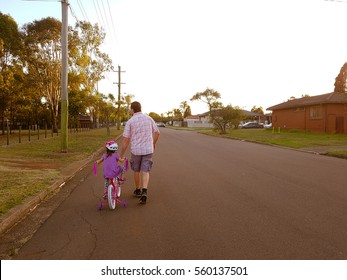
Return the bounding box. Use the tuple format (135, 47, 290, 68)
(6, 128, 347, 259)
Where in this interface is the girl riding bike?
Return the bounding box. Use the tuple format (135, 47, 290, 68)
(94, 140, 125, 198)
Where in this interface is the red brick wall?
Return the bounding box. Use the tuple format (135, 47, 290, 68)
(272, 104, 347, 133)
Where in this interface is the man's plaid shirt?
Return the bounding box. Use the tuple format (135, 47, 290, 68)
(123, 112, 159, 155)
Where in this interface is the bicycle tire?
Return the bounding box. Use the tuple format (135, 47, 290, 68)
(108, 184, 116, 210)
(117, 185, 121, 198)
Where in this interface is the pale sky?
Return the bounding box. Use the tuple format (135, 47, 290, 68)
(2, 0, 347, 115)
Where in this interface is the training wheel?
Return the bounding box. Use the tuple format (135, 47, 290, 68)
(123, 199, 127, 207)
(98, 201, 103, 210)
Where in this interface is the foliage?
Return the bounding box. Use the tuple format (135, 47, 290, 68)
(21, 17, 62, 132)
(149, 112, 161, 122)
(180, 101, 191, 118)
(251, 106, 264, 115)
(334, 62, 347, 93)
(210, 105, 244, 134)
(0, 13, 22, 133)
(1, 15, 116, 133)
(190, 87, 222, 114)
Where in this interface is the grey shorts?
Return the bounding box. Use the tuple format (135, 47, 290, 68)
(130, 153, 153, 172)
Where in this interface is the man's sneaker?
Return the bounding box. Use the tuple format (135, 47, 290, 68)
(133, 188, 142, 197)
(139, 189, 147, 204)
(139, 192, 147, 204)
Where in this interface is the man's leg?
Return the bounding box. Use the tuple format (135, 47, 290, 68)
(141, 172, 150, 189)
(131, 154, 142, 197)
(134, 171, 140, 188)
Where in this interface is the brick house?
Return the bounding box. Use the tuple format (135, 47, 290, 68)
(267, 92, 347, 133)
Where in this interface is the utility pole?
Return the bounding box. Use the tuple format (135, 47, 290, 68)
(60, 0, 69, 152)
(115, 65, 126, 130)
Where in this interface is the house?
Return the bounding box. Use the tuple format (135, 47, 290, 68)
(183, 109, 264, 128)
(267, 92, 347, 134)
(183, 114, 213, 128)
(79, 114, 93, 129)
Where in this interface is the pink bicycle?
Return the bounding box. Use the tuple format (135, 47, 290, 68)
(94, 159, 129, 210)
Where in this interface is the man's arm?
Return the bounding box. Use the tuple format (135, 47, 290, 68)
(120, 136, 130, 158)
(153, 130, 160, 149)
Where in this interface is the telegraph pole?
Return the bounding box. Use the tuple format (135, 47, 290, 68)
(60, 0, 69, 152)
(115, 65, 126, 130)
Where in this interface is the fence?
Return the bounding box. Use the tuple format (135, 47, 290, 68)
(0, 123, 91, 146)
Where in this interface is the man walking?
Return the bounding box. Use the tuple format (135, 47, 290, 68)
(120, 101, 160, 204)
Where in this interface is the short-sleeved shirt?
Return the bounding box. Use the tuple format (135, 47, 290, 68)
(123, 112, 159, 155)
(102, 153, 122, 178)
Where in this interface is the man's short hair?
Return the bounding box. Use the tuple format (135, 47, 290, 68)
(131, 101, 141, 113)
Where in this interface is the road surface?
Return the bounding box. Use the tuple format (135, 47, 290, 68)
(3, 128, 347, 259)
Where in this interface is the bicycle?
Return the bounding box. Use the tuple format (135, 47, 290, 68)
(94, 158, 129, 210)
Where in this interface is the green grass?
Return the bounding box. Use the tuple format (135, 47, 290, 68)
(169, 126, 347, 157)
(0, 127, 123, 217)
(200, 128, 347, 149)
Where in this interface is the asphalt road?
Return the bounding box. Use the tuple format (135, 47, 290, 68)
(5, 128, 347, 259)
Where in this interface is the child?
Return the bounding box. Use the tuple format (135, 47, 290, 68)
(95, 140, 125, 198)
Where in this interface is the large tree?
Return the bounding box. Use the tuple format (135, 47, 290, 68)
(334, 62, 347, 93)
(0, 13, 22, 133)
(190, 87, 222, 114)
(22, 17, 62, 132)
(69, 21, 113, 127)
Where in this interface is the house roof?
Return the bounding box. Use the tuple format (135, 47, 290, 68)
(267, 92, 347, 111)
(185, 115, 200, 119)
(198, 109, 263, 117)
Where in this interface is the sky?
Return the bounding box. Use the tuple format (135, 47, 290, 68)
(2, 0, 347, 115)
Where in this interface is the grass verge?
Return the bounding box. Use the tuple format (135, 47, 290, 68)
(0, 127, 123, 217)
(169, 126, 347, 157)
(200, 128, 347, 148)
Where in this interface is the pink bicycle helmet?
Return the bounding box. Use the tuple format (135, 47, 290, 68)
(105, 140, 118, 151)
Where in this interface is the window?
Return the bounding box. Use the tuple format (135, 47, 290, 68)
(310, 105, 323, 119)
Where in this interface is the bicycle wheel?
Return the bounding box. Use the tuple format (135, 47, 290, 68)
(117, 185, 121, 198)
(107, 184, 116, 210)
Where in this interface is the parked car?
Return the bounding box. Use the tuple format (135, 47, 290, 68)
(264, 123, 272, 128)
(240, 122, 264, 129)
(156, 122, 166, 127)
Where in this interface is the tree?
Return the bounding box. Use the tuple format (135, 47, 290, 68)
(69, 21, 113, 128)
(211, 105, 244, 134)
(173, 108, 183, 121)
(180, 101, 191, 118)
(251, 106, 264, 115)
(0, 13, 22, 133)
(334, 62, 347, 93)
(123, 94, 134, 121)
(21, 17, 62, 132)
(149, 112, 161, 122)
(190, 88, 221, 114)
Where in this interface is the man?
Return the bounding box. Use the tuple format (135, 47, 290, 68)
(120, 101, 160, 204)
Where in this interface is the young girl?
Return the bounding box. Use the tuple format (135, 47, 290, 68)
(95, 140, 125, 198)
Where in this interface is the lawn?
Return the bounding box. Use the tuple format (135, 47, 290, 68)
(0, 127, 123, 217)
(170, 126, 347, 157)
(201, 128, 347, 148)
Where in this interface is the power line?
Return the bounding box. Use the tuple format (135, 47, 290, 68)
(76, 0, 89, 22)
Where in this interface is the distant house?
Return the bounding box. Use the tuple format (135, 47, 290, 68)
(183, 109, 264, 128)
(79, 114, 92, 129)
(267, 92, 347, 134)
(183, 114, 213, 128)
